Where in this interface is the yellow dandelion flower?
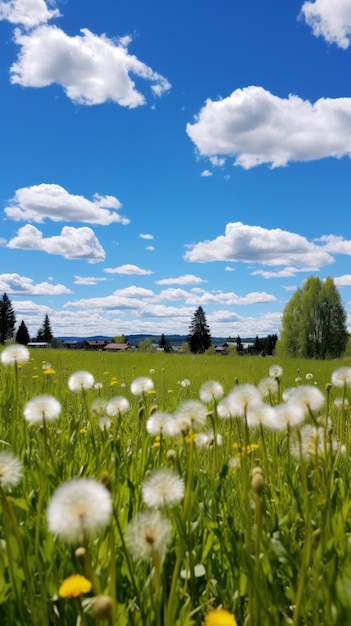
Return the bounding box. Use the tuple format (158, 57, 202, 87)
(58, 574, 92, 598)
(153, 435, 161, 448)
(185, 433, 198, 443)
(168, 389, 174, 393)
(79, 428, 88, 434)
(147, 389, 156, 395)
(205, 608, 237, 626)
(43, 368, 56, 375)
(32, 375, 39, 379)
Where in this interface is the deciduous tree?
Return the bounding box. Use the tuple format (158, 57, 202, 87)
(280, 276, 348, 359)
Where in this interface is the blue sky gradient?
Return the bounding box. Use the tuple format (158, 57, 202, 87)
(1, 0, 351, 339)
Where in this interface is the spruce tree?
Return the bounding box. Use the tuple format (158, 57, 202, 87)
(187, 306, 212, 354)
(37, 314, 53, 342)
(0, 293, 16, 343)
(15, 320, 30, 345)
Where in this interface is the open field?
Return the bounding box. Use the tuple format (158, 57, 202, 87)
(1, 346, 351, 625)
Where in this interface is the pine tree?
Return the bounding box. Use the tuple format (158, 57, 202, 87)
(15, 320, 30, 345)
(0, 293, 16, 343)
(187, 306, 212, 354)
(37, 314, 53, 342)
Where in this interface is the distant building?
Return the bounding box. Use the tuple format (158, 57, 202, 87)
(83, 340, 108, 350)
(103, 343, 130, 352)
(27, 342, 51, 349)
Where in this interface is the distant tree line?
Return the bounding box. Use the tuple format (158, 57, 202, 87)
(0, 293, 54, 345)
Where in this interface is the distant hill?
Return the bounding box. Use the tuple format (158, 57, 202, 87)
(57, 334, 255, 346)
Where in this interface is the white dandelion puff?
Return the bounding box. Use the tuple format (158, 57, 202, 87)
(331, 367, 351, 387)
(174, 400, 207, 433)
(91, 399, 108, 418)
(269, 364, 283, 379)
(142, 469, 185, 508)
(125, 510, 172, 562)
(199, 380, 224, 403)
(146, 411, 180, 437)
(195, 430, 223, 448)
(24, 394, 61, 425)
(68, 371, 95, 392)
(257, 377, 278, 399)
(130, 377, 154, 395)
(1, 344, 30, 366)
(106, 396, 130, 416)
(224, 384, 262, 418)
(47, 478, 112, 543)
(285, 385, 325, 413)
(0, 451, 23, 490)
(269, 401, 305, 431)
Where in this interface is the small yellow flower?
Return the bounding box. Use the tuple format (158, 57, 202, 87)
(147, 390, 156, 395)
(205, 608, 237, 626)
(43, 368, 56, 375)
(153, 435, 161, 448)
(58, 574, 92, 598)
(32, 375, 39, 379)
(185, 433, 198, 443)
(168, 389, 174, 393)
(79, 428, 88, 434)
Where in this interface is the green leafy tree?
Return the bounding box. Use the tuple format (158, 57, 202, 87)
(37, 314, 53, 342)
(187, 306, 212, 354)
(0, 293, 16, 343)
(15, 320, 30, 345)
(280, 276, 348, 359)
(113, 335, 127, 343)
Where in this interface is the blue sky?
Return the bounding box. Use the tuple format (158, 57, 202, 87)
(1, 0, 351, 339)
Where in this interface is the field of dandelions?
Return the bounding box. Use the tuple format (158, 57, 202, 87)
(1, 345, 351, 626)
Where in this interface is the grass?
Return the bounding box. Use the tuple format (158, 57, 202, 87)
(1, 346, 351, 625)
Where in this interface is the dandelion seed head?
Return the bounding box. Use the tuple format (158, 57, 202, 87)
(257, 377, 278, 398)
(331, 367, 351, 387)
(1, 344, 30, 366)
(98, 417, 111, 431)
(180, 378, 190, 387)
(195, 430, 223, 448)
(24, 394, 61, 425)
(174, 400, 207, 432)
(224, 384, 262, 418)
(146, 411, 180, 437)
(68, 370, 95, 392)
(199, 380, 224, 403)
(0, 451, 23, 490)
(269, 401, 305, 430)
(142, 469, 185, 508)
(106, 396, 130, 416)
(286, 385, 325, 413)
(125, 510, 172, 562)
(47, 478, 112, 543)
(130, 376, 154, 395)
(269, 364, 283, 379)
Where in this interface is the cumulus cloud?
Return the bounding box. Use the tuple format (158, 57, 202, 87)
(0, 0, 60, 29)
(315, 234, 351, 254)
(184, 221, 334, 268)
(155, 274, 207, 285)
(334, 274, 351, 287)
(301, 0, 351, 49)
(140, 233, 154, 240)
(0, 273, 71, 295)
(10, 25, 171, 106)
(5, 184, 129, 225)
(7, 224, 105, 262)
(186, 86, 351, 169)
(252, 266, 312, 278)
(104, 264, 153, 275)
(74, 276, 109, 285)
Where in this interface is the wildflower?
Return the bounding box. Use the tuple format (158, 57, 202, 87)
(306, 373, 313, 380)
(94, 382, 103, 389)
(269, 364, 283, 379)
(142, 469, 185, 508)
(174, 400, 207, 433)
(180, 378, 190, 387)
(269, 401, 305, 430)
(68, 370, 95, 392)
(91, 399, 108, 418)
(125, 509, 172, 562)
(43, 368, 56, 375)
(334, 397, 349, 408)
(106, 396, 130, 416)
(47, 478, 112, 543)
(331, 367, 351, 387)
(246, 403, 276, 429)
(285, 385, 325, 413)
(42, 361, 52, 370)
(146, 411, 180, 437)
(58, 574, 92, 598)
(223, 384, 262, 418)
(0, 451, 23, 490)
(257, 377, 278, 398)
(1, 344, 30, 366)
(181, 563, 206, 579)
(205, 607, 238, 626)
(92, 595, 113, 619)
(199, 380, 224, 403)
(289, 424, 338, 462)
(149, 368, 155, 374)
(23, 394, 61, 425)
(130, 376, 154, 395)
(195, 431, 223, 448)
(98, 417, 111, 431)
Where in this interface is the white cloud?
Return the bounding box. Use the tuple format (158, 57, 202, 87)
(201, 169, 212, 177)
(251, 266, 311, 278)
(186, 86, 351, 169)
(74, 275, 109, 285)
(5, 184, 129, 225)
(7, 224, 106, 262)
(10, 25, 171, 106)
(184, 221, 334, 268)
(145, 246, 155, 251)
(140, 233, 154, 240)
(155, 274, 207, 285)
(334, 274, 351, 287)
(104, 264, 153, 275)
(0, 0, 60, 29)
(315, 234, 351, 254)
(301, 0, 351, 49)
(0, 273, 71, 295)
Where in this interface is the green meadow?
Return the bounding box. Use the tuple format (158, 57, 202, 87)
(1, 346, 351, 626)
